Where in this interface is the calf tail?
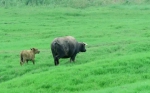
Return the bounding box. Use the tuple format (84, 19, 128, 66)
(20, 54, 23, 66)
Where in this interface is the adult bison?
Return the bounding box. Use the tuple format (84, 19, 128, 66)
(51, 36, 87, 66)
(20, 48, 40, 66)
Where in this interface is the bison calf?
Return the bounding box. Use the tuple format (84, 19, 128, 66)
(51, 36, 87, 66)
(20, 48, 40, 66)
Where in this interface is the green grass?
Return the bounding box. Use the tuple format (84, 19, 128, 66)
(0, 4, 150, 93)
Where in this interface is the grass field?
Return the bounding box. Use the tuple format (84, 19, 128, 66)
(0, 2, 150, 93)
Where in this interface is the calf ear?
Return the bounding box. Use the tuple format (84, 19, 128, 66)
(30, 48, 35, 50)
(30, 48, 32, 50)
(32, 48, 36, 51)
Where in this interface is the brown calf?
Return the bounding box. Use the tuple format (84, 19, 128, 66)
(20, 48, 40, 66)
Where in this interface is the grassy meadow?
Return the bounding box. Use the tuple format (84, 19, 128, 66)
(0, 1, 150, 93)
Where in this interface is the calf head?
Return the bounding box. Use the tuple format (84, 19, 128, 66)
(79, 42, 87, 52)
(31, 48, 40, 54)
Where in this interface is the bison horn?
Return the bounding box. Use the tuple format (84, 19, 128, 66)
(83, 42, 88, 45)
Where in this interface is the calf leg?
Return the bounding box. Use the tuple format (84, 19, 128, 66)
(32, 59, 35, 65)
(20, 55, 23, 66)
(20, 61, 23, 66)
(26, 60, 29, 64)
(21, 58, 26, 66)
(20, 59, 23, 66)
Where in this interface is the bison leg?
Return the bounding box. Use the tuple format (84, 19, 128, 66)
(70, 58, 74, 62)
(70, 54, 76, 62)
(57, 59, 59, 65)
(53, 55, 58, 66)
(54, 56, 59, 66)
(70, 57, 75, 62)
(54, 59, 58, 66)
(54, 57, 57, 65)
(53, 56, 57, 66)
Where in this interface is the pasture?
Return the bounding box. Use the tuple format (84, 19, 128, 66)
(0, 2, 150, 93)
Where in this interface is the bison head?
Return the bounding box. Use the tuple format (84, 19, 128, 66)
(79, 42, 87, 52)
(31, 48, 40, 54)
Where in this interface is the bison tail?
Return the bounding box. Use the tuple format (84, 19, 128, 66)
(54, 42, 58, 53)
